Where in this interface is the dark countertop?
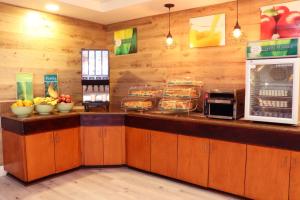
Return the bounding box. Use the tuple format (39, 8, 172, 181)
(2, 109, 300, 151)
(127, 112, 300, 134)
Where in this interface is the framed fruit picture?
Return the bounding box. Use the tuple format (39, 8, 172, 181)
(189, 14, 225, 48)
(16, 73, 33, 100)
(260, 1, 300, 40)
(114, 28, 137, 55)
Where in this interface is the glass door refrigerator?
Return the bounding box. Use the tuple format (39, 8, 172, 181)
(245, 38, 300, 125)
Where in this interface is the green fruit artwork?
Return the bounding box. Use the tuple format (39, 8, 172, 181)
(16, 73, 33, 100)
(114, 28, 137, 55)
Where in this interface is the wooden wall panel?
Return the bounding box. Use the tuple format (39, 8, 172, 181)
(105, 0, 294, 105)
(0, 3, 106, 102)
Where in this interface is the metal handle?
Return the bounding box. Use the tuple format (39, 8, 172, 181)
(207, 99, 233, 104)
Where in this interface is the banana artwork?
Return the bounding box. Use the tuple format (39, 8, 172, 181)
(48, 82, 58, 99)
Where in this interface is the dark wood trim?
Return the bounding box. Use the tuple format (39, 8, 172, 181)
(2, 115, 80, 134)
(125, 114, 300, 151)
(80, 114, 124, 126)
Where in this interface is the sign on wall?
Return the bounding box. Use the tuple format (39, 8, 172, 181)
(16, 73, 33, 100)
(114, 28, 137, 55)
(260, 1, 300, 40)
(189, 14, 225, 48)
(44, 74, 58, 98)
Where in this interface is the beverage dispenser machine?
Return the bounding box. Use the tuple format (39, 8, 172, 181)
(81, 49, 110, 111)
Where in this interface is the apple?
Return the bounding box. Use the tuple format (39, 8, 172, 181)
(274, 6, 290, 21)
(277, 11, 300, 38)
(58, 94, 72, 103)
(261, 15, 276, 39)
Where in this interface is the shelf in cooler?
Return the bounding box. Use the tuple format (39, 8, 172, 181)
(252, 105, 292, 110)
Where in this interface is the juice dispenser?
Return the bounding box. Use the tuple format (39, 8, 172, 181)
(81, 49, 110, 111)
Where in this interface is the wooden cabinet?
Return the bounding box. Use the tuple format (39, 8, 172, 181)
(290, 151, 300, 200)
(81, 126, 125, 166)
(25, 131, 56, 181)
(125, 127, 151, 171)
(151, 130, 177, 178)
(209, 140, 246, 196)
(103, 126, 125, 165)
(81, 126, 103, 166)
(3, 130, 28, 181)
(54, 128, 81, 173)
(245, 145, 290, 200)
(177, 134, 209, 187)
(2, 128, 80, 182)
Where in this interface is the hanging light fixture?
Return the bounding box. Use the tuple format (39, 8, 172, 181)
(232, 0, 242, 38)
(165, 3, 175, 46)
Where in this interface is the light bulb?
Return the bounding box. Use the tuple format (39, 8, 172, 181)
(45, 4, 60, 12)
(166, 36, 173, 46)
(233, 27, 241, 38)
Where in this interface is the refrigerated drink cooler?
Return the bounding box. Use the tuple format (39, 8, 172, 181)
(81, 49, 110, 112)
(245, 38, 300, 125)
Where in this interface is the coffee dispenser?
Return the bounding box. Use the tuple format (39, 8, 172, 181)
(81, 49, 110, 111)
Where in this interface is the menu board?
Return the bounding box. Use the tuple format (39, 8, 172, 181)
(81, 49, 109, 80)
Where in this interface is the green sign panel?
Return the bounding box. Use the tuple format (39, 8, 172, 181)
(247, 38, 299, 59)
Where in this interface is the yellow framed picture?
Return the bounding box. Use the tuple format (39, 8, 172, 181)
(189, 14, 226, 48)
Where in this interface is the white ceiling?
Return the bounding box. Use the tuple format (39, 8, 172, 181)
(2, 0, 234, 25)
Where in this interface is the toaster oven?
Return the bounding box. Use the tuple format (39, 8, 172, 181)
(204, 89, 245, 120)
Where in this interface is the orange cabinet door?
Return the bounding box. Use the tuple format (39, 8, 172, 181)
(2, 130, 27, 181)
(54, 127, 81, 173)
(245, 145, 290, 200)
(150, 130, 177, 178)
(209, 140, 246, 196)
(25, 131, 56, 181)
(290, 151, 300, 200)
(177, 134, 209, 187)
(126, 127, 151, 171)
(81, 126, 103, 166)
(103, 126, 125, 165)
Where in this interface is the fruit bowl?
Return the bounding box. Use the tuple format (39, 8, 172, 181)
(35, 104, 55, 115)
(11, 105, 34, 118)
(56, 102, 74, 113)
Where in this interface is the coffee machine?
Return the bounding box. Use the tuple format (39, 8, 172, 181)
(81, 49, 110, 111)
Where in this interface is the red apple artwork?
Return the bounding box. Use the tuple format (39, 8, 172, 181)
(261, 15, 276, 40)
(260, 1, 300, 39)
(274, 6, 290, 21)
(277, 11, 300, 38)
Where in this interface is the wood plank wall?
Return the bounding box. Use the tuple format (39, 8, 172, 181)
(0, 3, 106, 165)
(105, 0, 294, 105)
(0, 3, 106, 103)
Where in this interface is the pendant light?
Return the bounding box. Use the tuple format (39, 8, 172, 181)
(232, 0, 242, 38)
(165, 3, 175, 46)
